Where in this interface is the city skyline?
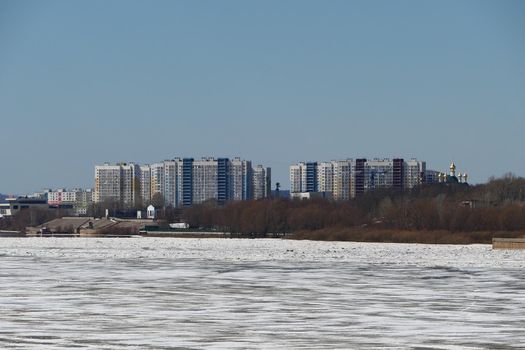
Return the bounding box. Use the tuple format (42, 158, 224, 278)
(1, 0, 524, 194)
(4, 154, 466, 197)
(2, 156, 464, 195)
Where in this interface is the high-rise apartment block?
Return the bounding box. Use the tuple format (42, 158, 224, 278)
(94, 163, 141, 208)
(230, 157, 253, 201)
(94, 164, 123, 204)
(289, 163, 303, 194)
(139, 165, 151, 206)
(332, 160, 352, 200)
(94, 157, 271, 208)
(163, 159, 180, 207)
(192, 157, 218, 205)
(253, 165, 271, 200)
(290, 158, 425, 199)
(120, 163, 140, 207)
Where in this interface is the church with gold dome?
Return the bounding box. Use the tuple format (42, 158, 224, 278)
(437, 162, 468, 184)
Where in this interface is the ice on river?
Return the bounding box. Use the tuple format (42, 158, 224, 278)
(1, 237, 524, 349)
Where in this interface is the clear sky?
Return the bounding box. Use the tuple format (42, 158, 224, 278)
(1, 0, 524, 194)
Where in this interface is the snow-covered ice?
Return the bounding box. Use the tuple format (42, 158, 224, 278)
(0, 237, 524, 349)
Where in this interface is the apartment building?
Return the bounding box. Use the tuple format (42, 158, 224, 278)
(48, 188, 94, 215)
(332, 160, 351, 200)
(253, 165, 271, 200)
(120, 163, 140, 207)
(289, 163, 304, 193)
(94, 163, 140, 208)
(163, 159, 180, 207)
(363, 158, 395, 191)
(230, 157, 253, 201)
(139, 165, 151, 206)
(192, 157, 218, 205)
(94, 164, 122, 204)
(75, 189, 94, 215)
(318, 162, 334, 193)
(404, 159, 426, 189)
(47, 189, 78, 205)
(150, 162, 165, 201)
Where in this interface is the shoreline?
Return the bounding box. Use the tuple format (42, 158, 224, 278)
(289, 228, 525, 245)
(4, 229, 525, 247)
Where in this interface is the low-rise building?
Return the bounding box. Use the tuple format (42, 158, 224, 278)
(290, 192, 333, 200)
(2, 197, 49, 216)
(47, 188, 94, 215)
(0, 203, 12, 217)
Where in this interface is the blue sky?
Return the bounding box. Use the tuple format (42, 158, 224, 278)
(1, 0, 524, 194)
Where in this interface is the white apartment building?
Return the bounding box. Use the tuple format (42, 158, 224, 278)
(120, 163, 140, 207)
(404, 159, 426, 189)
(163, 159, 180, 207)
(317, 162, 334, 193)
(95, 164, 121, 204)
(230, 157, 252, 201)
(332, 160, 351, 200)
(150, 162, 165, 201)
(253, 165, 270, 200)
(48, 188, 94, 215)
(94, 163, 140, 208)
(289, 163, 304, 193)
(143, 160, 183, 207)
(47, 189, 77, 205)
(139, 165, 151, 206)
(192, 157, 218, 204)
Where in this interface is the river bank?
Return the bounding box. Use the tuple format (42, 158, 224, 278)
(289, 228, 525, 244)
(6, 228, 525, 245)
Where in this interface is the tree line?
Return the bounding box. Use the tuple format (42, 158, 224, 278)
(180, 174, 525, 235)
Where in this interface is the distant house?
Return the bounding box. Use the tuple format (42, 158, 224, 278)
(0, 203, 11, 217)
(290, 192, 333, 200)
(147, 205, 156, 219)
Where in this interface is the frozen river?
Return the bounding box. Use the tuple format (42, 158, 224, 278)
(0, 238, 524, 349)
